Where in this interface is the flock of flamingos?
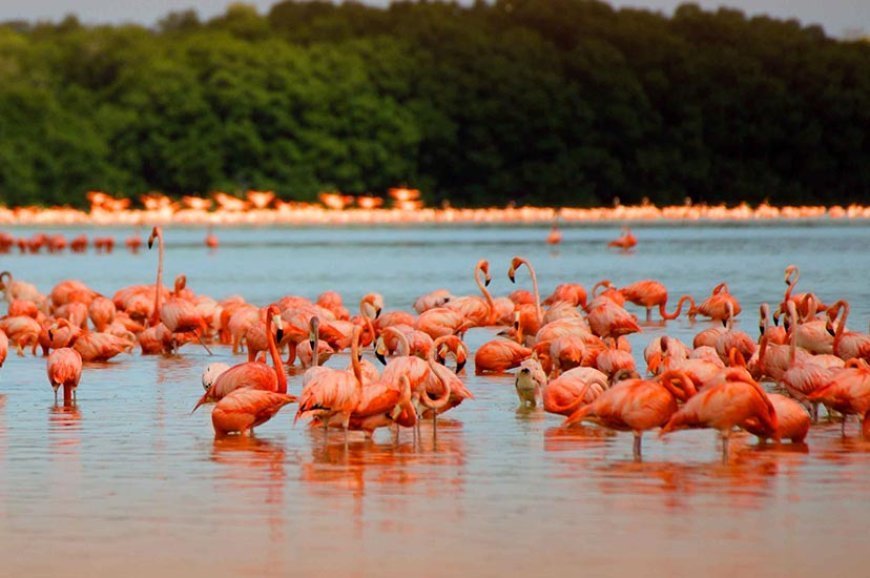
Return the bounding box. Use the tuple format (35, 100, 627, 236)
(2, 189, 869, 227)
(0, 225, 868, 461)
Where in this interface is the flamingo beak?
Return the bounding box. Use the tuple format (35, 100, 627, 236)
(783, 319, 791, 333)
(508, 269, 516, 283)
(485, 275, 491, 287)
(826, 322, 835, 337)
(48, 329, 54, 341)
(374, 307, 382, 319)
(722, 318, 728, 327)
(273, 315, 284, 342)
(456, 360, 466, 374)
(758, 324, 765, 338)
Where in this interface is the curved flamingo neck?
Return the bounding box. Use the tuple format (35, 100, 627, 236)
(151, 230, 164, 327)
(661, 295, 694, 320)
(423, 357, 452, 410)
(833, 301, 849, 356)
(351, 327, 363, 388)
(519, 259, 542, 326)
(266, 310, 286, 393)
(787, 302, 799, 366)
(784, 267, 799, 304)
(387, 326, 411, 356)
(474, 261, 496, 324)
(359, 297, 376, 344)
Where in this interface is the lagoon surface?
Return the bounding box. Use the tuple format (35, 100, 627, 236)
(1, 223, 869, 577)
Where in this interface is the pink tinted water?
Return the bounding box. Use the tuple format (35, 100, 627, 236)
(0, 223, 868, 577)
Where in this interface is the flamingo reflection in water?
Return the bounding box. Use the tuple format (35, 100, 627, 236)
(211, 436, 289, 546)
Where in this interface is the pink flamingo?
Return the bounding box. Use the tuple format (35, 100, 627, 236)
(661, 368, 778, 460)
(295, 326, 365, 441)
(47, 347, 83, 405)
(618, 279, 695, 322)
(607, 226, 637, 250)
(564, 369, 696, 458)
(444, 260, 497, 327)
(211, 389, 296, 436)
(826, 300, 870, 362)
(543, 366, 609, 416)
(507, 256, 543, 337)
(808, 359, 870, 436)
(193, 305, 287, 411)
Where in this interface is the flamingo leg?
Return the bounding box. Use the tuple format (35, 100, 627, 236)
(432, 412, 437, 442)
(811, 403, 819, 423)
(53, 388, 58, 404)
(646, 308, 652, 322)
(632, 432, 642, 461)
(842, 416, 848, 437)
(196, 330, 214, 356)
(722, 433, 730, 463)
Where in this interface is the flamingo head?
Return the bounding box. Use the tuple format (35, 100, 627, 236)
(147, 226, 161, 249)
(478, 260, 491, 286)
(308, 316, 320, 351)
(374, 336, 388, 365)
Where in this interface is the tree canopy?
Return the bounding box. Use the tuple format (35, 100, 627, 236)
(0, 0, 867, 208)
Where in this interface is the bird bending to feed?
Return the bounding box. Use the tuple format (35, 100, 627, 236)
(47, 347, 83, 405)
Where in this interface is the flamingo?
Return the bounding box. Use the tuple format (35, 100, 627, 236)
(47, 347, 83, 405)
(0, 329, 6, 367)
(586, 299, 640, 339)
(160, 275, 213, 355)
(376, 325, 433, 364)
(211, 389, 296, 437)
(71, 331, 134, 362)
(543, 283, 588, 309)
(508, 256, 543, 337)
(759, 303, 787, 345)
(689, 283, 741, 324)
(474, 335, 531, 374)
(147, 227, 167, 328)
(661, 368, 778, 460)
(779, 301, 844, 421)
(808, 359, 870, 437)
(415, 307, 468, 339)
(0, 316, 41, 355)
(413, 289, 453, 314)
(546, 223, 562, 245)
(781, 295, 833, 355)
(564, 369, 696, 458)
(205, 226, 219, 249)
(193, 304, 287, 411)
(617, 279, 695, 322)
(779, 265, 827, 320)
(607, 226, 637, 250)
(88, 296, 116, 333)
(444, 260, 497, 326)
(743, 393, 810, 443)
(543, 366, 609, 417)
(297, 316, 335, 368)
(826, 300, 870, 362)
(295, 326, 365, 440)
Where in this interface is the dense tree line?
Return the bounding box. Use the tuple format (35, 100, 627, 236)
(0, 1, 868, 208)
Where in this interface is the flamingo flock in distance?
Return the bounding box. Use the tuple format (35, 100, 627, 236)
(1, 189, 870, 228)
(0, 225, 869, 461)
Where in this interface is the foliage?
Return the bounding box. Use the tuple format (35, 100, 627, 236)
(0, 0, 868, 208)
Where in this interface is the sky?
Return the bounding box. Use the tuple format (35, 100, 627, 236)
(0, 0, 867, 38)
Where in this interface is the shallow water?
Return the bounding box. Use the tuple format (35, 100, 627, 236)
(1, 223, 869, 577)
